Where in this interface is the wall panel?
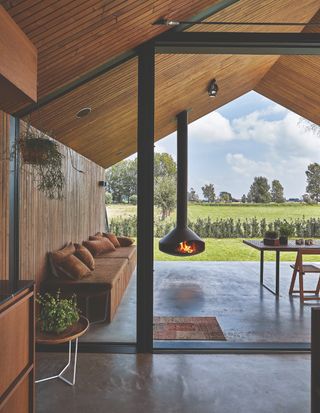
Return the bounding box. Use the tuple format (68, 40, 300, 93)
(19, 128, 105, 288)
(0, 111, 10, 280)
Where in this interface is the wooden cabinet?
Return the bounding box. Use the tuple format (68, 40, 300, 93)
(0, 282, 35, 413)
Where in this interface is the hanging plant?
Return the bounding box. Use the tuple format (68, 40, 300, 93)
(14, 122, 65, 200)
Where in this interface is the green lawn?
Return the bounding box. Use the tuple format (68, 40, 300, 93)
(108, 203, 320, 261)
(153, 238, 320, 262)
(108, 202, 320, 221)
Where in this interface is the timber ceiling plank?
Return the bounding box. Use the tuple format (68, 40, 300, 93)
(255, 10, 320, 125)
(2, 0, 221, 98)
(3, 0, 320, 167)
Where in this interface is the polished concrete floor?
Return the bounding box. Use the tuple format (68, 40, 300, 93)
(82, 261, 320, 343)
(36, 352, 310, 413)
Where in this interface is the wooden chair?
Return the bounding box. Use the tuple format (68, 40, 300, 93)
(289, 248, 320, 303)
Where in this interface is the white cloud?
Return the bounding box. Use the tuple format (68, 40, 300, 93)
(226, 153, 274, 177)
(189, 111, 234, 143)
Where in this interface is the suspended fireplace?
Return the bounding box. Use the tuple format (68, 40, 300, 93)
(159, 110, 205, 256)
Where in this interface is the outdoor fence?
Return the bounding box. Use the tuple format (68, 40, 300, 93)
(109, 216, 320, 239)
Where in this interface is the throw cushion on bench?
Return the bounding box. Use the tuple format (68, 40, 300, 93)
(83, 238, 115, 256)
(74, 243, 95, 270)
(49, 242, 76, 278)
(57, 254, 91, 280)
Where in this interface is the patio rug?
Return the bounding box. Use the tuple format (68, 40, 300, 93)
(153, 316, 226, 340)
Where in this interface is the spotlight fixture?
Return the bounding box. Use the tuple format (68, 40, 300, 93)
(76, 107, 92, 119)
(208, 79, 218, 98)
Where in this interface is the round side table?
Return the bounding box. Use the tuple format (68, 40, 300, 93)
(36, 316, 89, 386)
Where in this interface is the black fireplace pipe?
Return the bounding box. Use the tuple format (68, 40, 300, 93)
(159, 110, 205, 256)
(176, 110, 188, 228)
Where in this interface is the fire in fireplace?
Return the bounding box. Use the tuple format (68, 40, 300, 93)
(159, 110, 205, 257)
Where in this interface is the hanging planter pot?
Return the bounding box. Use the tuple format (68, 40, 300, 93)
(13, 123, 66, 200)
(21, 137, 55, 164)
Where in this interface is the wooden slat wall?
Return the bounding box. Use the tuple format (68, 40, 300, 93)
(0, 111, 10, 280)
(19, 127, 105, 287)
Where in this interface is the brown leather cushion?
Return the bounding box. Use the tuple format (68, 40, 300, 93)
(103, 233, 121, 248)
(95, 245, 136, 261)
(57, 254, 91, 280)
(117, 236, 135, 247)
(49, 242, 76, 278)
(83, 238, 115, 256)
(89, 235, 103, 240)
(74, 243, 95, 270)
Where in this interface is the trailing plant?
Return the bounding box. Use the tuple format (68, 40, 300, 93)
(37, 290, 80, 334)
(14, 123, 65, 200)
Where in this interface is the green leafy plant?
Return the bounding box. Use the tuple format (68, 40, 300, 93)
(37, 290, 80, 334)
(264, 230, 279, 239)
(14, 123, 65, 200)
(279, 222, 293, 237)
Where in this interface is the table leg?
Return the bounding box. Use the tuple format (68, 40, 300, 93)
(261, 250, 281, 296)
(260, 250, 264, 285)
(275, 251, 280, 296)
(36, 338, 78, 386)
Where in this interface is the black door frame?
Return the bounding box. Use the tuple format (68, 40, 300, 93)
(136, 31, 320, 353)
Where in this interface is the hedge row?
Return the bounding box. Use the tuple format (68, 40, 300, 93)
(109, 216, 320, 238)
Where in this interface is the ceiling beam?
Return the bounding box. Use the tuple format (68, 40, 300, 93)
(13, 0, 240, 118)
(156, 32, 320, 55)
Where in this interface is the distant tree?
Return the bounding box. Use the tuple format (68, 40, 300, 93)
(271, 180, 285, 203)
(247, 176, 271, 203)
(129, 194, 137, 205)
(154, 153, 177, 179)
(154, 177, 176, 220)
(202, 183, 215, 203)
(219, 191, 232, 203)
(302, 193, 315, 204)
(105, 192, 112, 204)
(105, 159, 137, 203)
(188, 187, 199, 202)
(241, 194, 247, 203)
(306, 163, 320, 202)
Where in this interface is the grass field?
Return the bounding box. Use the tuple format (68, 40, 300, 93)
(154, 238, 320, 262)
(108, 202, 320, 221)
(107, 203, 320, 261)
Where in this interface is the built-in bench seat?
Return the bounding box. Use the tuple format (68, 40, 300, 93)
(43, 246, 136, 323)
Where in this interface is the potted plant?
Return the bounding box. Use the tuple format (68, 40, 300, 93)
(14, 122, 65, 199)
(37, 290, 80, 334)
(279, 222, 293, 245)
(263, 230, 279, 246)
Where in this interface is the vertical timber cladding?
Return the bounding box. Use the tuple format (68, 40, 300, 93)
(0, 111, 10, 280)
(19, 124, 105, 287)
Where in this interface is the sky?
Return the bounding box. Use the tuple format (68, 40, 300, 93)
(153, 91, 320, 200)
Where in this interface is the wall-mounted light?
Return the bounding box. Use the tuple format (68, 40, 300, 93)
(207, 79, 218, 98)
(76, 107, 92, 119)
(98, 181, 107, 187)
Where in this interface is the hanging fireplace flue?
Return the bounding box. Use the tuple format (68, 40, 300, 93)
(159, 110, 205, 256)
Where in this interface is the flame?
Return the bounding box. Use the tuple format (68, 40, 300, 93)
(176, 241, 198, 254)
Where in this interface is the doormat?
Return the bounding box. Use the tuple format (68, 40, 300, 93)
(153, 316, 226, 340)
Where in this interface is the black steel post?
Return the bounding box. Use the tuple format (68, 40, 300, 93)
(260, 251, 264, 285)
(176, 111, 188, 228)
(136, 41, 155, 353)
(311, 307, 320, 413)
(9, 116, 20, 289)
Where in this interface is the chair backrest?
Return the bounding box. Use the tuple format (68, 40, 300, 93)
(294, 248, 320, 271)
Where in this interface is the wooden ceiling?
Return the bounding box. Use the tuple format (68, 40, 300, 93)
(2, 0, 320, 168)
(1, 0, 220, 99)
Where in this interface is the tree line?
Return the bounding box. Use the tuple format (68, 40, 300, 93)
(105, 154, 320, 219)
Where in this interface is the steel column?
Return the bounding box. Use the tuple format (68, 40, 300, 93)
(136, 42, 155, 353)
(311, 307, 320, 413)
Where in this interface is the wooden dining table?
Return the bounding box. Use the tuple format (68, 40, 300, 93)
(243, 240, 320, 296)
